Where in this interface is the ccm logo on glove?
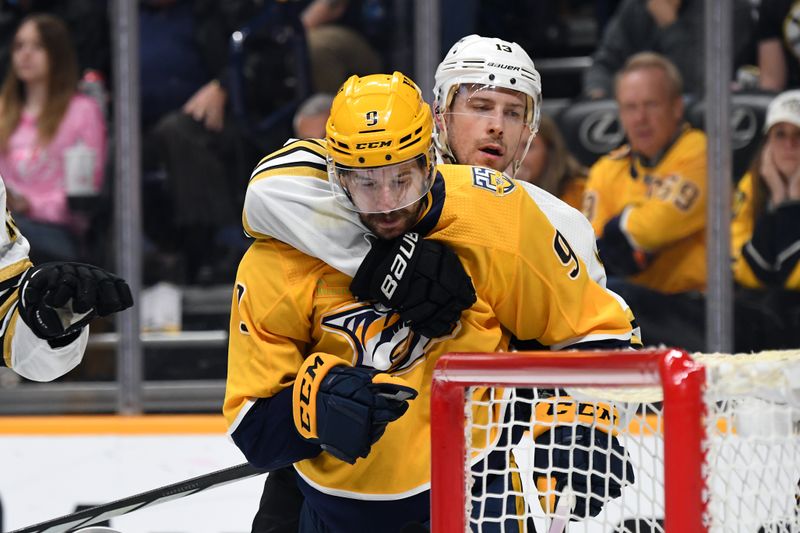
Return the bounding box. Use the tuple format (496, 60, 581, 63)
(380, 232, 418, 300)
(292, 353, 417, 463)
(296, 353, 326, 433)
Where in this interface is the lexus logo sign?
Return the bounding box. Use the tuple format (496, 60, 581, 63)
(578, 109, 625, 155)
(730, 106, 758, 150)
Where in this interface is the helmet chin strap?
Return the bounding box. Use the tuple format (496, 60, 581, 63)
(509, 128, 536, 178)
(433, 106, 457, 164)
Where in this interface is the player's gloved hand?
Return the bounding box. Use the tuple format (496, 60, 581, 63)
(350, 232, 476, 338)
(598, 213, 653, 276)
(532, 401, 634, 519)
(293, 353, 417, 464)
(19, 262, 133, 344)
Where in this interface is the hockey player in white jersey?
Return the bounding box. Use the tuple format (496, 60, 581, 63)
(246, 35, 638, 533)
(0, 177, 132, 381)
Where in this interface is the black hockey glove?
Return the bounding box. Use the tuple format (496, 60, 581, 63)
(598, 215, 653, 276)
(19, 262, 133, 344)
(532, 401, 634, 519)
(293, 353, 417, 464)
(350, 232, 477, 338)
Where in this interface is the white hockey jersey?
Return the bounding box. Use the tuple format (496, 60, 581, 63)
(0, 178, 88, 381)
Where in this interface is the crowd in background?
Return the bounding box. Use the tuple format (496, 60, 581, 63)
(0, 0, 798, 382)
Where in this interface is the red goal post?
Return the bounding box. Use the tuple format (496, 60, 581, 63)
(430, 348, 800, 532)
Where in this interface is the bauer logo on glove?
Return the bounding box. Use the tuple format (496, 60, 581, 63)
(351, 232, 476, 339)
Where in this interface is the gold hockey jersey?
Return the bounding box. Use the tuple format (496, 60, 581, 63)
(224, 141, 636, 519)
(583, 127, 707, 293)
(732, 172, 800, 289)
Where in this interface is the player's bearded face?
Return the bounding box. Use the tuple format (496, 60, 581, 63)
(332, 153, 432, 240)
(444, 85, 530, 172)
(359, 201, 424, 240)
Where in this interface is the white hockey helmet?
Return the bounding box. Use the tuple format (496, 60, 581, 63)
(433, 34, 542, 171)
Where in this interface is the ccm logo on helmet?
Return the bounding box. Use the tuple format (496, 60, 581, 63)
(486, 62, 521, 71)
(381, 232, 419, 300)
(356, 140, 392, 149)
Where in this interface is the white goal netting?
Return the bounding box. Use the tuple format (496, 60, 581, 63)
(432, 349, 800, 533)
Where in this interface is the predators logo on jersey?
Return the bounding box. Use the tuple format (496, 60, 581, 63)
(471, 166, 515, 196)
(321, 301, 439, 373)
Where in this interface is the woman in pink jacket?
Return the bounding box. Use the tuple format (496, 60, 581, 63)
(0, 14, 105, 263)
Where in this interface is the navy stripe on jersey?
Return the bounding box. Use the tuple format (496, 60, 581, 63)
(566, 337, 635, 350)
(512, 336, 632, 351)
(230, 387, 321, 470)
(258, 160, 327, 174)
(412, 171, 445, 238)
(296, 475, 430, 533)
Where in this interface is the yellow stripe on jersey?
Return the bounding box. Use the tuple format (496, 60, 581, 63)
(0, 259, 30, 368)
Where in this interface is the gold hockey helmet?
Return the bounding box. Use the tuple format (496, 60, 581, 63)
(326, 72, 435, 213)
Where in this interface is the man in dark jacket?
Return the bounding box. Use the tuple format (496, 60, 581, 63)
(582, 0, 755, 100)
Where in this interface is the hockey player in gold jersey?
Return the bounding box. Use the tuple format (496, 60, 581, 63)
(247, 35, 638, 533)
(583, 52, 707, 350)
(224, 72, 636, 532)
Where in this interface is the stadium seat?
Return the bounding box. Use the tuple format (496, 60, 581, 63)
(553, 98, 625, 167)
(685, 92, 774, 180)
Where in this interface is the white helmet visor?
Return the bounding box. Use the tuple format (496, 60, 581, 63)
(445, 84, 534, 129)
(328, 148, 434, 214)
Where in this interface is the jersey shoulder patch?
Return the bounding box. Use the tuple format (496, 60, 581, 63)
(470, 166, 516, 196)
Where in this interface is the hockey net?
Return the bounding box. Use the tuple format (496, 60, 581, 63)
(430, 348, 800, 532)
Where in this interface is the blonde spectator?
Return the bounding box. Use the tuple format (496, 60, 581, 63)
(0, 14, 105, 263)
(514, 114, 588, 210)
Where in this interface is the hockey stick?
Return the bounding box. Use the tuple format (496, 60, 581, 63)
(546, 489, 573, 533)
(9, 462, 267, 533)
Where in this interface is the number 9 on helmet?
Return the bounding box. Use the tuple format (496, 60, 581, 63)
(326, 72, 435, 214)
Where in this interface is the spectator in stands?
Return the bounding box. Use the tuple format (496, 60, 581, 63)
(583, 52, 707, 350)
(0, 0, 110, 83)
(0, 14, 105, 264)
(292, 93, 334, 139)
(300, 0, 383, 94)
(582, 0, 755, 100)
(731, 89, 800, 350)
(514, 114, 588, 210)
(140, 0, 249, 285)
(757, 1, 800, 92)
